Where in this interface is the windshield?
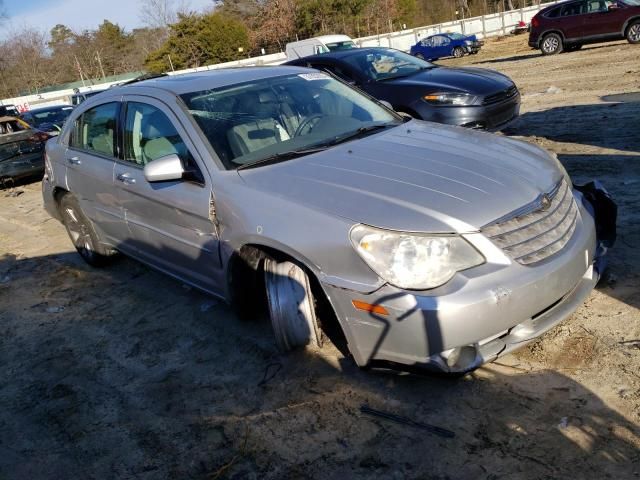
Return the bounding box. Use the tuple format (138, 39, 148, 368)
(343, 49, 435, 82)
(181, 73, 401, 169)
(621, 0, 640, 4)
(30, 107, 73, 128)
(448, 33, 465, 40)
(325, 40, 357, 51)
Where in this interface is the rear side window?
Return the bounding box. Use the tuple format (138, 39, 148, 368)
(560, 1, 587, 16)
(545, 6, 562, 17)
(70, 102, 118, 157)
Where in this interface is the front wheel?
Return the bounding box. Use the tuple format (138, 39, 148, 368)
(59, 194, 116, 267)
(627, 21, 640, 44)
(264, 259, 322, 352)
(452, 47, 465, 58)
(540, 33, 563, 55)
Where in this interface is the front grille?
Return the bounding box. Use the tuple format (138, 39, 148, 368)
(482, 179, 579, 265)
(483, 85, 518, 105)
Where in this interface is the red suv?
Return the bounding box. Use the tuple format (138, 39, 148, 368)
(529, 0, 640, 54)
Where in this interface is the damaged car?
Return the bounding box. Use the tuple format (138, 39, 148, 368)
(1, 116, 50, 188)
(41, 67, 614, 374)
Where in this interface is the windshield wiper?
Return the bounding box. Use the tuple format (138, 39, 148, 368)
(324, 123, 396, 147)
(236, 146, 327, 170)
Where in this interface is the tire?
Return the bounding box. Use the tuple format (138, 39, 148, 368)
(540, 33, 563, 55)
(626, 21, 640, 44)
(264, 258, 321, 352)
(453, 46, 465, 58)
(59, 194, 116, 267)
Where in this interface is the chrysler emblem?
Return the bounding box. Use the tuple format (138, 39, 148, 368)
(540, 194, 552, 211)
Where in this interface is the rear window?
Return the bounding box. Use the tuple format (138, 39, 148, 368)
(325, 41, 357, 51)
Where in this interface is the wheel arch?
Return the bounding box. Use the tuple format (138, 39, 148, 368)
(225, 241, 349, 351)
(623, 16, 640, 35)
(540, 29, 566, 42)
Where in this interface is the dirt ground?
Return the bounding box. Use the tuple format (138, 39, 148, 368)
(1, 35, 639, 479)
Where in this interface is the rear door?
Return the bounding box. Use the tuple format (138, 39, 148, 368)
(113, 96, 222, 294)
(559, 1, 589, 39)
(64, 101, 124, 245)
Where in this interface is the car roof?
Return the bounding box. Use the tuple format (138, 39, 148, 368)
(286, 47, 398, 63)
(26, 105, 73, 113)
(315, 34, 353, 43)
(117, 66, 313, 96)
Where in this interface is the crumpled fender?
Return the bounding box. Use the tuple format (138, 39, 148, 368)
(574, 180, 617, 249)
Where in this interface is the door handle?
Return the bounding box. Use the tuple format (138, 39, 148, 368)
(116, 172, 136, 185)
(67, 156, 81, 165)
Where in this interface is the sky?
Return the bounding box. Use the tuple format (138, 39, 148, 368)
(2, 0, 214, 37)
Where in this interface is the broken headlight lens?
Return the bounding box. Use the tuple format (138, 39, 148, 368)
(350, 225, 485, 290)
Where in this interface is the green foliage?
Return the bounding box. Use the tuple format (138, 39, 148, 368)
(145, 12, 251, 73)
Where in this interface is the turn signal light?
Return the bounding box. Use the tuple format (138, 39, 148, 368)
(352, 300, 389, 316)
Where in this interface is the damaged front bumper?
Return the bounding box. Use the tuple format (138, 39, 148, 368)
(323, 183, 616, 374)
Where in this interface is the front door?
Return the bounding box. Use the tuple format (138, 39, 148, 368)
(582, 0, 627, 36)
(113, 97, 223, 294)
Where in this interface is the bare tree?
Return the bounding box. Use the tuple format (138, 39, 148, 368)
(138, 0, 191, 28)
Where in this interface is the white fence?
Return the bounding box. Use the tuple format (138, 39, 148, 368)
(0, 2, 556, 111)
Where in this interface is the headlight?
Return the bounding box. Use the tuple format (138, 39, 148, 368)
(423, 92, 477, 106)
(350, 225, 485, 290)
(465, 40, 473, 45)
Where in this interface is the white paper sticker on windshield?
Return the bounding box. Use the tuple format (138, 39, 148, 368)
(298, 73, 329, 81)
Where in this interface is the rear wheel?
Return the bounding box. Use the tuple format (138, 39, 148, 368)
(452, 46, 465, 58)
(59, 194, 116, 267)
(540, 33, 563, 55)
(264, 259, 321, 352)
(627, 21, 640, 44)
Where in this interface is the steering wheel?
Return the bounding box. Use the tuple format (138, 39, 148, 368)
(294, 114, 324, 137)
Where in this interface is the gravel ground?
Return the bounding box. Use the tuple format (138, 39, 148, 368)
(1, 35, 639, 479)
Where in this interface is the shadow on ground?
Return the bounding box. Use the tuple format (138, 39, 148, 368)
(504, 100, 640, 153)
(0, 250, 638, 479)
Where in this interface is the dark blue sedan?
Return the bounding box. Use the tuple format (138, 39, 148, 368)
(410, 33, 483, 60)
(285, 47, 520, 131)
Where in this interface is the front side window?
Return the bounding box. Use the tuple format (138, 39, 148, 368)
(70, 102, 118, 157)
(123, 102, 190, 166)
(181, 73, 400, 169)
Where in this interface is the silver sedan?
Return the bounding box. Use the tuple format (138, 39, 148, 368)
(41, 67, 613, 374)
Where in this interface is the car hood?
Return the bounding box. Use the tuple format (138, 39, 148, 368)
(384, 66, 513, 95)
(238, 121, 563, 233)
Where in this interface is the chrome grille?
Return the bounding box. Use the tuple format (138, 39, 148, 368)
(482, 179, 579, 265)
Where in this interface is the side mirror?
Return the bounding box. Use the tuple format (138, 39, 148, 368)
(143, 153, 185, 182)
(396, 111, 414, 122)
(607, 4, 619, 10)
